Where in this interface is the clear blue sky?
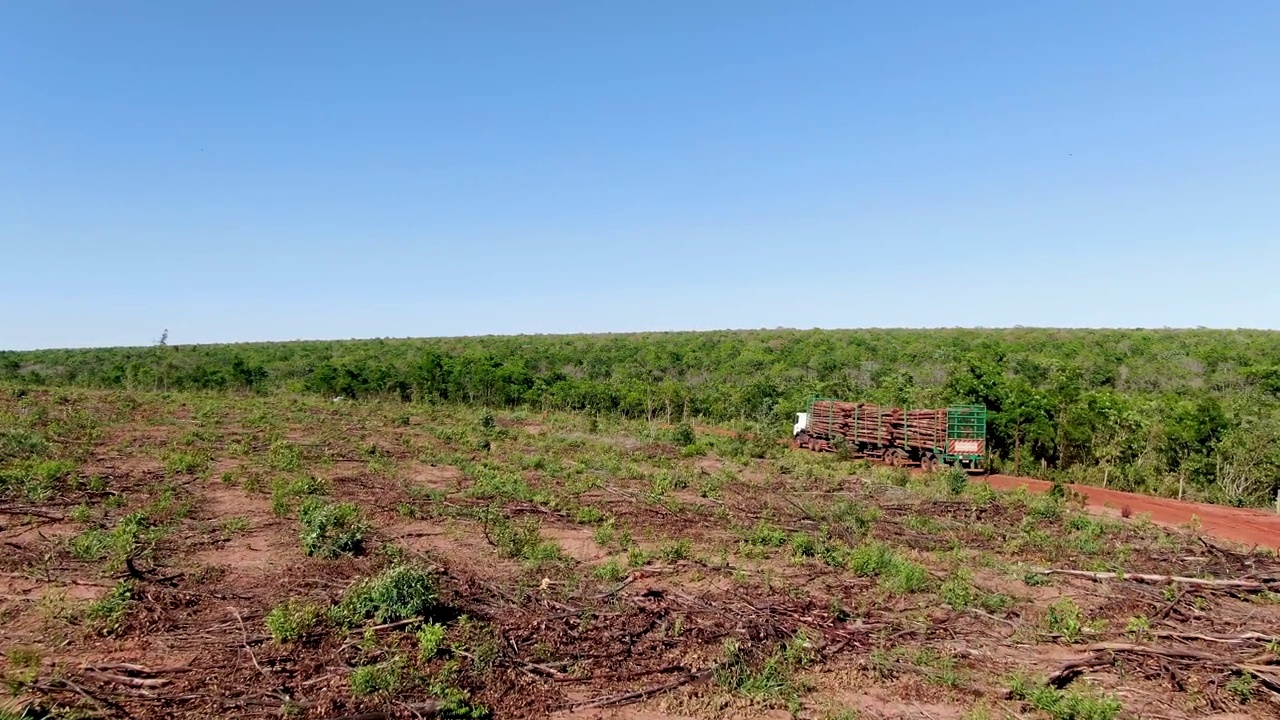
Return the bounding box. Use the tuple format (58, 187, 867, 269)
(3, 2, 1278, 350)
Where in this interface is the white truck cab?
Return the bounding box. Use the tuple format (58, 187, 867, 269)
(793, 412, 808, 437)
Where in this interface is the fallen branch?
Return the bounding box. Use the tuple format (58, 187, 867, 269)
(1150, 630, 1280, 645)
(570, 668, 714, 711)
(1037, 569, 1273, 590)
(81, 671, 169, 689)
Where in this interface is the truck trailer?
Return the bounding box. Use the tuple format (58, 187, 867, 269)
(793, 399, 987, 471)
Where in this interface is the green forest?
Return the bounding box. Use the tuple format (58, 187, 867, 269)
(5, 328, 1280, 508)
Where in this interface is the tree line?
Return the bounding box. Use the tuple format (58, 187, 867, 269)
(4, 328, 1280, 507)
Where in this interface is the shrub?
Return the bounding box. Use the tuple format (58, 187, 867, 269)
(485, 515, 563, 563)
(416, 622, 448, 659)
(671, 423, 696, 447)
(350, 659, 401, 695)
(333, 566, 438, 627)
(660, 539, 692, 562)
(945, 466, 968, 496)
(265, 599, 325, 643)
(1045, 599, 1085, 642)
(298, 498, 367, 558)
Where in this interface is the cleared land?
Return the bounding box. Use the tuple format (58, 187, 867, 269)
(3, 389, 1280, 719)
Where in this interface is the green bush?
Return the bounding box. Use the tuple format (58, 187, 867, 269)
(417, 622, 447, 659)
(350, 659, 401, 695)
(298, 498, 367, 558)
(332, 565, 439, 627)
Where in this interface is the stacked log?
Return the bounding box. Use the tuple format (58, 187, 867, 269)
(807, 401, 949, 452)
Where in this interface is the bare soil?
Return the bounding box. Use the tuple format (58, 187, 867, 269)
(2, 394, 1279, 719)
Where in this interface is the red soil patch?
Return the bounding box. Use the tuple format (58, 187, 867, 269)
(982, 475, 1280, 551)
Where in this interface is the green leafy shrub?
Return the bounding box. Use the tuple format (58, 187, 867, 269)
(332, 565, 438, 627)
(1045, 599, 1085, 642)
(417, 621, 447, 659)
(350, 659, 401, 695)
(298, 498, 367, 558)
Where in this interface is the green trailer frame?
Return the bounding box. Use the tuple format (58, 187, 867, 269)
(938, 404, 986, 467)
(803, 398, 987, 469)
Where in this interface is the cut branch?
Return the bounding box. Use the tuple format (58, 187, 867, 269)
(1036, 569, 1275, 590)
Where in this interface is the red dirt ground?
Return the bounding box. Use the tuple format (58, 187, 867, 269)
(983, 474, 1280, 551)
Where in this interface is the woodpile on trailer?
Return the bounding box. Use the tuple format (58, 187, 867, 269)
(806, 401, 948, 449)
(799, 401, 951, 467)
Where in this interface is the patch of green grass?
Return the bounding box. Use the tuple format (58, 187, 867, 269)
(68, 511, 159, 568)
(466, 466, 533, 502)
(626, 547, 653, 568)
(572, 505, 606, 524)
(593, 558, 627, 582)
(85, 581, 133, 635)
(223, 516, 251, 534)
(0, 458, 78, 502)
(592, 519, 617, 546)
(163, 450, 210, 476)
(270, 475, 329, 516)
(846, 541, 932, 594)
(881, 557, 931, 594)
(265, 599, 325, 643)
(1008, 675, 1122, 720)
(3, 646, 42, 692)
(903, 514, 945, 534)
(714, 633, 815, 711)
(789, 532, 819, 558)
(941, 572, 976, 609)
(332, 565, 439, 628)
(742, 521, 788, 548)
(1226, 673, 1255, 704)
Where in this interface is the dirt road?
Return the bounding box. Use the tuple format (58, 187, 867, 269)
(983, 474, 1280, 551)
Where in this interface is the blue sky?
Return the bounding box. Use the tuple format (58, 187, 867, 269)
(3, 2, 1278, 349)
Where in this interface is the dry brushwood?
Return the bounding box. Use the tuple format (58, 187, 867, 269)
(1036, 568, 1277, 590)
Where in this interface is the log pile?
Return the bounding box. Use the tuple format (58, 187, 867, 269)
(806, 401, 948, 452)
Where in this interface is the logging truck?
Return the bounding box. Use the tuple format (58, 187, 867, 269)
(792, 399, 987, 471)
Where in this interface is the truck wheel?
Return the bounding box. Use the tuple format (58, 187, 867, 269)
(921, 452, 938, 472)
(883, 448, 908, 466)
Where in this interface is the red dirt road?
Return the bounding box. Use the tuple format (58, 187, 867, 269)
(983, 474, 1280, 551)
